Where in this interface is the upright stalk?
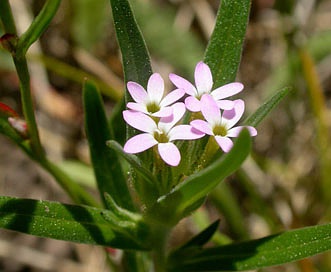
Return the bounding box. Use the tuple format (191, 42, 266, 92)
(0, 0, 44, 158)
(1, 0, 98, 207)
(13, 57, 45, 158)
(0, 0, 17, 34)
(152, 229, 168, 272)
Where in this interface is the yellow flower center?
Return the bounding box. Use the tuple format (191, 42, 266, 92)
(146, 101, 160, 114)
(153, 130, 169, 143)
(213, 124, 228, 137)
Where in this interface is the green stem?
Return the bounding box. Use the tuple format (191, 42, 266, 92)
(1, 0, 98, 207)
(198, 136, 219, 169)
(152, 230, 168, 272)
(0, 0, 17, 34)
(13, 57, 45, 158)
(16, 0, 62, 57)
(0, 0, 55, 158)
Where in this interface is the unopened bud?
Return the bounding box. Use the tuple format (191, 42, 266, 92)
(8, 117, 28, 138)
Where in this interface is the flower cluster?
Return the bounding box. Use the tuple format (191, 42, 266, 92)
(123, 62, 257, 166)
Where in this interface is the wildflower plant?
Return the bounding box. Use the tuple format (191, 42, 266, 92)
(1, 0, 331, 271)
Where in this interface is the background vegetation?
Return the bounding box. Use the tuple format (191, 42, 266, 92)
(1, 0, 331, 271)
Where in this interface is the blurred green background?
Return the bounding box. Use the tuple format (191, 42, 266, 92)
(1, 0, 331, 271)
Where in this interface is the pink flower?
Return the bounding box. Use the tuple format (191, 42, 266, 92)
(126, 73, 185, 117)
(123, 103, 204, 166)
(190, 94, 257, 153)
(169, 61, 243, 112)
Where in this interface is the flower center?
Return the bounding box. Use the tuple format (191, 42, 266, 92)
(213, 124, 228, 137)
(146, 101, 160, 114)
(153, 130, 169, 143)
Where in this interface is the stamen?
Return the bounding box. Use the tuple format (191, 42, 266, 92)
(153, 130, 169, 143)
(146, 101, 160, 114)
(213, 125, 228, 137)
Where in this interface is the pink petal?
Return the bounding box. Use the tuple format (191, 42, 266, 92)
(126, 102, 148, 113)
(160, 89, 185, 107)
(124, 133, 158, 153)
(169, 73, 197, 96)
(168, 125, 205, 141)
(123, 110, 157, 133)
(185, 96, 201, 112)
(200, 94, 220, 126)
(147, 73, 164, 104)
(190, 120, 213, 135)
(215, 100, 235, 110)
(194, 62, 213, 95)
(127, 82, 147, 103)
(222, 99, 245, 129)
(211, 82, 244, 100)
(158, 103, 186, 132)
(214, 136, 233, 153)
(152, 106, 173, 118)
(227, 126, 257, 137)
(158, 142, 181, 166)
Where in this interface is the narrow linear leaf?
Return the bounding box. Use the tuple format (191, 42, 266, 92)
(179, 219, 220, 250)
(17, 0, 61, 56)
(109, 0, 153, 143)
(108, 97, 127, 145)
(109, 0, 152, 86)
(147, 130, 251, 225)
(106, 140, 157, 186)
(83, 80, 134, 210)
(244, 87, 291, 127)
(168, 222, 331, 271)
(204, 0, 251, 87)
(0, 196, 149, 250)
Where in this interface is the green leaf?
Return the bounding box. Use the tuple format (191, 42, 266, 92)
(0, 196, 150, 250)
(179, 219, 220, 249)
(83, 80, 134, 210)
(204, 0, 251, 87)
(106, 140, 159, 207)
(17, 0, 61, 56)
(109, 0, 153, 144)
(106, 140, 158, 186)
(108, 97, 127, 145)
(244, 87, 291, 127)
(168, 222, 331, 271)
(146, 130, 252, 225)
(109, 0, 152, 86)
